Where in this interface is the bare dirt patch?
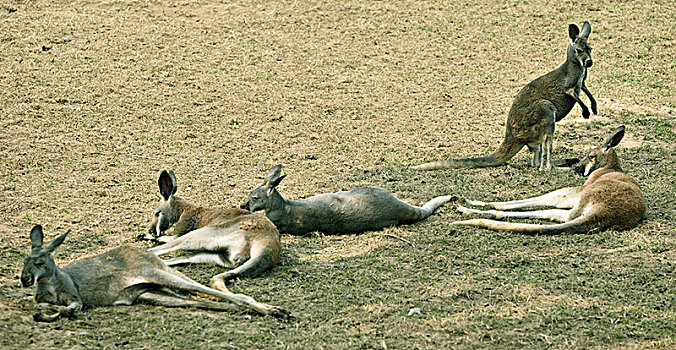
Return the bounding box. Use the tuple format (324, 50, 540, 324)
(1, 0, 674, 348)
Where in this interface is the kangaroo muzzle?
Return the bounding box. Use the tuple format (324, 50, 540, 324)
(585, 58, 593, 67)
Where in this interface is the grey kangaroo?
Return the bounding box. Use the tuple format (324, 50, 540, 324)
(453, 126, 646, 234)
(413, 21, 597, 171)
(21, 225, 290, 322)
(240, 165, 455, 235)
(143, 170, 281, 292)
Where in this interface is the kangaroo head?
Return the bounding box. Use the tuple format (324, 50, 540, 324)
(148, 170, 182, 237)
(241, 164, 287, 212)
(568, 21, 593, 68)
(577, 126, 625, 176)
(21, 225, 67, 288)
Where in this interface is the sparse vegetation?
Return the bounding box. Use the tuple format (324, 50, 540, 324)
(1, 0, 674, 348)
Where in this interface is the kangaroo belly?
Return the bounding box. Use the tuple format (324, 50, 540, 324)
(305, 188, 414, 234)
(63, 247, 166, 307)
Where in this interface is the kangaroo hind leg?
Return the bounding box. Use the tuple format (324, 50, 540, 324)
(137, 288, 240, 312)
(163, 252, 233, 268)
(466, 187, 580, 210)
(144, 267, 290, 318)
(457, 205, 571, 222)
(210, 244, 276, 292)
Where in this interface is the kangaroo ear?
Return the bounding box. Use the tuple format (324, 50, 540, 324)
(30, 225, 44, 249)
(603, 126, 625, 152)
(44, 231, 69, 253)
(264, 165, 283, 184)
(266, 174, 287, 194)
(158, 170, 177, 201)
(569, 24, 580, 43)
(580, 21, 591, 38)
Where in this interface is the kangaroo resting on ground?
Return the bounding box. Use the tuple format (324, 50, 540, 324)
(240, 165, 455, 235)
(142, 170, 281, 292)
(21, 225, 290, 322)
(453, 126, 646, 234)
(413, 21, 597, 171)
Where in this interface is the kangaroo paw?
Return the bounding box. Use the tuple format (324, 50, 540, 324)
(582, 108, 590, 119)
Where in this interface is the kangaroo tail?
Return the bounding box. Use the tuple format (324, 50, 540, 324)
(452, 216, 589, 235)
(405, 195, 456, 222)
(411, 134, 523, 170)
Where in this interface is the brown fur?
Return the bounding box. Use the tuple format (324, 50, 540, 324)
(145, 171, 281, 291)
(453, 126, 646, 234)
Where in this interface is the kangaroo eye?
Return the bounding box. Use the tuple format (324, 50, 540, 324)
(154, 211, 160, 217)
(34, 261, 44, 267)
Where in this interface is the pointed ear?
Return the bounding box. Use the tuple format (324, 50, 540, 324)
(264, 165, 283, 184)
(44, 231, 69, 253)
(603, 126, 625, 152)
(569, 24, 580, 43)
(266, 174, 286, 194)
(30, 225, 44, 249)
(580, 21, 591, 37)
(158, 170, 177, 201)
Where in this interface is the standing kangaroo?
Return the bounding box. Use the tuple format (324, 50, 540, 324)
(240, 165, 455, 235)
(21, 225, 290, 322)
(413, 21, 597, 171)
(453, 126, 646, 234)
(144, 170, 281, 292)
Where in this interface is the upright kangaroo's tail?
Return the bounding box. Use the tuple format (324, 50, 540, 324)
(452, 216, 589, 235)
(411, 134, 523, 170)
(404, 195, 456, 222)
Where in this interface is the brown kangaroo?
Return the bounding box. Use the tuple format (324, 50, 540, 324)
(143, 170, 281, 292)
(413, 21, 597, 171)
(21, 225, 290, 322)
(453, 126, 646, 234)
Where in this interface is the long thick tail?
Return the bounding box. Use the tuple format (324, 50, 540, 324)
(452, 216, 589, 235)
(405, 195, 456, 222)
(411, 134, 523, 170)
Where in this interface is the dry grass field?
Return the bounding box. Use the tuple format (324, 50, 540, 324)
(1, 0, 674, 348)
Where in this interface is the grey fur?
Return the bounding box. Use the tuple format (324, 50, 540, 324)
(454, 126, 646, 234)
(412, 21, 596, 171)
(21, 225, 290, 322)
(241, 165, 455, 235)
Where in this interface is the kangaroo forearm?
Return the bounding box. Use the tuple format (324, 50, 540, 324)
(582, 84, 598, 114)
(566, 88, 590, 117)
(581, 85, 595, 103)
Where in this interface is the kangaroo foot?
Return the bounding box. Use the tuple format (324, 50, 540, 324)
(210, 276, 232, 293)
(463, 199, 494, 209)
(266, 305, 294, 320)
(553, 158, 580, 167)
(457, 205, 502, 219)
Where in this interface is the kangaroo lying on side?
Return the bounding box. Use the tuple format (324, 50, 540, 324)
(143, 170, 281, 292)
(453, 126, 646, 234)
(21, 225, 290, 322)
(413, 21, 597, 171)
(240, 165, 455, 235)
